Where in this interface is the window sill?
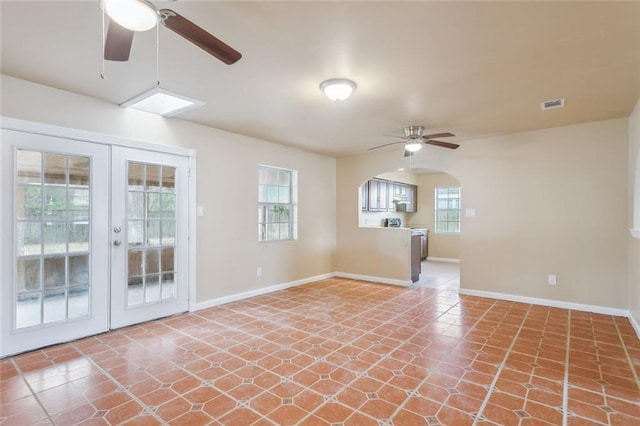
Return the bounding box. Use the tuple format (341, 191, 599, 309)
(631, 228, 640, 240)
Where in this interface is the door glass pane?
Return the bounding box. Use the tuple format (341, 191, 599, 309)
(69, 255, 89, 286)
(17, 221, 41, 256)
(43, 186, 66, 220)
(128, 163, 145, 190)
(69, 286, 89, 319)
(68, 156, 89, 186)
(69, 222, 89, 252)
(146, 165, 161, 191)
(44, 257, 66, 289)
(17, 151, 41, 184)
(43, 289, 66, 323)
(15, 150, 92, 329)
(145, 275, 161, 303)
(126, 162, 178, 307)
(43, 154, 66, 184)
(16, 293, 41, 328)
(68, 189, 89, 220)
(16, 186, 41, 219)
(17, 258, 41, 292)
(44, 222, 67, 254)
(128, 192, 145, 219)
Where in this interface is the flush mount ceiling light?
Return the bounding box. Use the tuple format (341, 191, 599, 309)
(101, 0, 158, 32)
(319, 78, 357, 101)
(121, 87, 205, 117)
(404, 140, 423, 152)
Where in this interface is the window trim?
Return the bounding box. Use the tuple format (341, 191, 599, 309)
(434, 186, 461, 234)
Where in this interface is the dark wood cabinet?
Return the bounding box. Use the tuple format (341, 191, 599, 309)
(361, 179, 418, 213)
(361, 182, 369, 211)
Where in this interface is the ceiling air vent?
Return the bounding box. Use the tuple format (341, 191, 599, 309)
(540, 98, 565, 111)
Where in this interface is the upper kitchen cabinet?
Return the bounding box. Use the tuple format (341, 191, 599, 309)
(361, 178, 418, 213)
(392, 183, 418, 213)
(404, 184, 417, 213)
(361, 181, 369, 212)
(367, 178, 389, 212)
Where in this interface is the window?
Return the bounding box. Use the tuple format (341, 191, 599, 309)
(258, 165, 297, 242)
(435, 187, 461, 233)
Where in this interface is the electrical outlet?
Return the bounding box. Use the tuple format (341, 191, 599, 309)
(547, 274, 557, 285)
(257, 267, 262, 277)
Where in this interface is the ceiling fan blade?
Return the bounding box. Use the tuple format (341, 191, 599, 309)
(368, 141, 405, 151)
(104, 20, 134, 61)
(423, 132, 455, 139)
(160, 9, 242, 65)
(424, 139, 460, 149)
(404, 150, 414, 157)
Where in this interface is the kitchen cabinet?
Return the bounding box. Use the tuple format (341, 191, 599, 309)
(404, 184, 417, 213)
(367, 178, 389, 212)
(361, 182, 369, 212)
(361, 179, 418, 213)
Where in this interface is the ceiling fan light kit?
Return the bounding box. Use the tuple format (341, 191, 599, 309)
(404, 141, 423, 152)
(368, 125, 459, 157)
(101, 0, 158, 32)
(320, 78, 357, 101)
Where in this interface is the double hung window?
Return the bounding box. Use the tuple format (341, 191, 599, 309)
(258, 166, 297, 241)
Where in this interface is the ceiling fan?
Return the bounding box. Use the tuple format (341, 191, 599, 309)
(101, 0, 242, 65)
(369, 125, 459, 157)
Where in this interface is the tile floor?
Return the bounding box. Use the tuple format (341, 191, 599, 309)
(1, 262, 639, 425)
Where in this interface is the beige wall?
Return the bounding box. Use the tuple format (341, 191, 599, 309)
(408, 173, 461, 259)
(629, 100, 640, 325)
(337, 118, 630, 309)
(0, 75, 336, 304)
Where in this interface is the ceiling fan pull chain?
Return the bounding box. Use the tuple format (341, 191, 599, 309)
(100, 9, 106, 80)
(156, 23, 160, 86)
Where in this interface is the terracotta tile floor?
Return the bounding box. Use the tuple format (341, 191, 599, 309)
(2, 275, 640, 425)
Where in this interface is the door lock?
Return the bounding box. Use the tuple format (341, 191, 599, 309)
(113, 226, 122, 233)
(113, 240, 122, 246)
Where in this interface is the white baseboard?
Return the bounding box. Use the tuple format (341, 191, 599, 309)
(458, 288, 629, 317)
(426, 257, 460, 263)
(193, 273, 334, 311)
(630, 312, 640, 339)
(334, 272, 411, 287)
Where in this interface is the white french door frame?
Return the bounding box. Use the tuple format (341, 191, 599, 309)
(0, 117, 197, 357)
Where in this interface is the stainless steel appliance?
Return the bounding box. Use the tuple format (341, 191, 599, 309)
(411, 228, 428, 259)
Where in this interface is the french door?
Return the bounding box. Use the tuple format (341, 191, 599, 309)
(110, 147, 189, 329)
(1, 129, 190, 357)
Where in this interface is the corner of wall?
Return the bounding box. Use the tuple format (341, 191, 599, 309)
(628, 99, 640, 334)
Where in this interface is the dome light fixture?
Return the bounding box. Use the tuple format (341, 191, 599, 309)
(404, 140, 423, 152)
(101, 0, 159, 32)
(319, 78, 357, 101)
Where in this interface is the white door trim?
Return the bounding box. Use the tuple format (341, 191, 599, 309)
(1, 116, 197, 314)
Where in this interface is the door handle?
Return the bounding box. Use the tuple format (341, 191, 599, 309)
(113, 240, 122, 246)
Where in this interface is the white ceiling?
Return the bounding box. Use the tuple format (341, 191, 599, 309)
(1, 1, 639, 157)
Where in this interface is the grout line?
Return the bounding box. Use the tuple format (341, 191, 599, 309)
(9, 357, 55, 425)
(472, 304, 533, 426)
(562, 310, 571, 426)
(384, 295, 501, 423)
(612, 317, 640, 389)
(69, 343, 169, 425)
